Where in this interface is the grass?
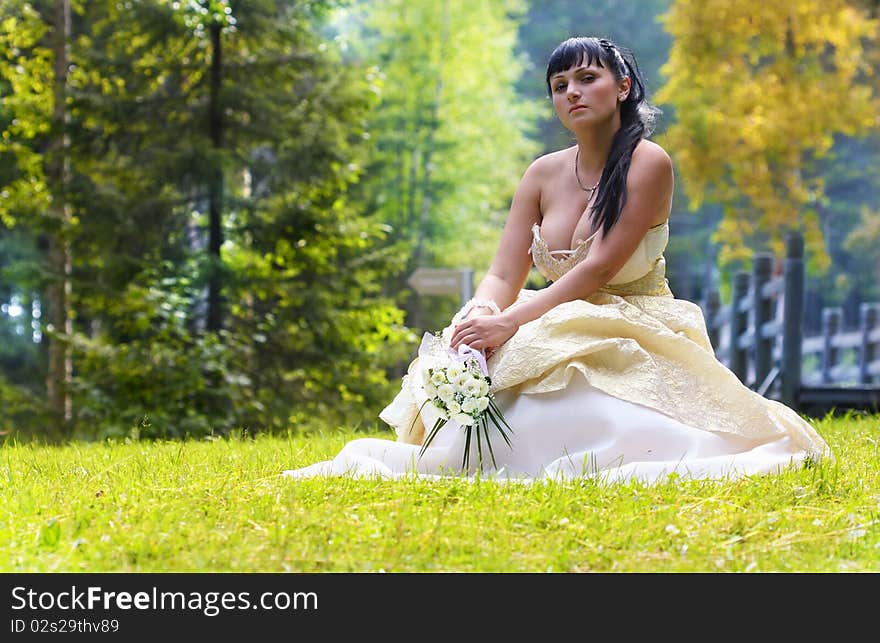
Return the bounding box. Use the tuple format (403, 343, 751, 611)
(1, 412, 878, 572)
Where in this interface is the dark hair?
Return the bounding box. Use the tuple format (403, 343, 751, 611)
(545, 37, 660, 236)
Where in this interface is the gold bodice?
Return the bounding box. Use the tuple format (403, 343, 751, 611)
(528, 222, 672, 297)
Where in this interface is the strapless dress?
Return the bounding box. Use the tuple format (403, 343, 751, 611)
(284, 218, 830, 482)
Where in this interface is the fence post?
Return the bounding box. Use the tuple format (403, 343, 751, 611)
(706, 289, 720, 351)
(730, 271, 750, 384)
(821, 307, 842, 384)
(460, 268, 474, 308)
(752, 254, 773, 388)
(780, 232, 804, 409)
(859, 303, 878, 385)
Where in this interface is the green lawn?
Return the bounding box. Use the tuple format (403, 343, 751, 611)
(2, 412, 878, 572)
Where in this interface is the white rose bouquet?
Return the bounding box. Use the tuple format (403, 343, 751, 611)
(410, 332, 513, 471)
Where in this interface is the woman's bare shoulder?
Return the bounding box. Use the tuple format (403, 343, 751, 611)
(629, 139, 673, 189)
(523, 146, 574, 179)
(632, 139, 672, 167)
(625, 140, 674, 226)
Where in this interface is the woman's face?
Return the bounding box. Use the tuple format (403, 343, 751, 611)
(549, 57, 630, 131)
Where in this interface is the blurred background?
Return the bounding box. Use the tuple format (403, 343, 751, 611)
(0, 0, 877, 441)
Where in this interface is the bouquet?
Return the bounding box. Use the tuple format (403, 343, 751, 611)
(410, 332, 513, 471)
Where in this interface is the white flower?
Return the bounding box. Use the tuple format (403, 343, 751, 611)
(452, 412, 474, 427)
(451, 370, 471, 386)
(412, 341, 512, 472)
(463, 378, 482, 396)
(437, 384, 455, 403)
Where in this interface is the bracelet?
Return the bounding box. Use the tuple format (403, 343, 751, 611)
(466, 298, 501, 315)
(453, 297, 501, 324)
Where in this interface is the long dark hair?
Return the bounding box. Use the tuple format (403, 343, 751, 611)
(545, 37, 660, 236)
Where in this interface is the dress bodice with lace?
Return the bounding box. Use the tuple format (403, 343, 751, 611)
(529, 221, 672, 298)
(284, 216, 831, 483)
(529, 220, 669, 285)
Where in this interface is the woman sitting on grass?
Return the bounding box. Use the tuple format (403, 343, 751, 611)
(284, 36, 831, 482)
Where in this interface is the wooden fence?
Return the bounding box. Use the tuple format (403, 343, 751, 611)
(701, 232, 880, 415)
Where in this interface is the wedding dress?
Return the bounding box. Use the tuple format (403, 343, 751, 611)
(283, 220, 831, 483)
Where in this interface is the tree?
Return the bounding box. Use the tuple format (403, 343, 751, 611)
(336, 0, 541, 329)
(1, 1, 416, 439)
(657, 0, 878, 273)
(45, 0, 73, 425)
(0, 0, 74, 431)
(68, 0, 416, 437)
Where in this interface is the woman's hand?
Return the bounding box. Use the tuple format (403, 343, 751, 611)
(450, 311, 519, 352)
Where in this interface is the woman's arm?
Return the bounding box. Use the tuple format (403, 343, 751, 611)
(457, 157, 545, 320)
(451, 142, 673, 350)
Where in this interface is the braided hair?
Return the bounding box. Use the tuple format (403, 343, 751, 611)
(545, 37, 661, 237)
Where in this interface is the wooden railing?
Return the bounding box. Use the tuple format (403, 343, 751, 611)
(701, 232, 880, 414)
(800, 305, 880, 386)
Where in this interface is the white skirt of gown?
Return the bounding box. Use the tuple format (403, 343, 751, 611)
(282, 371, 807, 484)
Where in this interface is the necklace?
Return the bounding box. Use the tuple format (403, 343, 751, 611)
(574, 149, 601, 198)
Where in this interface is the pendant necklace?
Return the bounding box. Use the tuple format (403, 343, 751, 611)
(574, 149, 601, 199)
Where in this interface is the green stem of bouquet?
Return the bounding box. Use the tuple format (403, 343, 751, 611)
(407, 400, 430, 438)
(416, 399, 514, 474)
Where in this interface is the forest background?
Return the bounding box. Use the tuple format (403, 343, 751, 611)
(1, 0, 878, 442)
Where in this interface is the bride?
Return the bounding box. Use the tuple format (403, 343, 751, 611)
(284, 36, 831, 483)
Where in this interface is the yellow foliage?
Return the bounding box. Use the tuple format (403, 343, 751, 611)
(656, 0, 878, 273)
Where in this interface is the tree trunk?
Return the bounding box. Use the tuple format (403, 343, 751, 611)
(411, 0, 448, 272)
(46, 0, 72, 431)
(408, 0, 449, 331)
(207, 22, 224, 332)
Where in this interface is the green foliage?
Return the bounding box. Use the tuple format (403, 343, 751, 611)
(0, 0, 54, 229)
(68, 268, 237, 439)
(2, 0, 878, 442)
(0, 0, 416, 440)
(817, 134, 880, 305)
(0, 373, 53, 439)
(335, 0, 541, 329)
